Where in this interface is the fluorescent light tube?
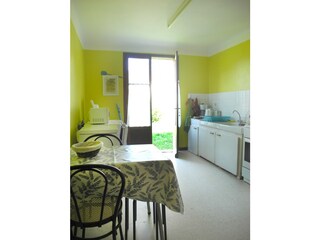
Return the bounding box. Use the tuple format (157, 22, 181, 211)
(167, 0, 192, 28)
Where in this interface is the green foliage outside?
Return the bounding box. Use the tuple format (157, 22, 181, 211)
(152, 132, 173, 150)
(152, 110, 161, 123)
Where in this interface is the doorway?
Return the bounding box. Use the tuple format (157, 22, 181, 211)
(151, 57, 176, 151)
(123, 53, 176, 152)
(151, 57, 176, 152)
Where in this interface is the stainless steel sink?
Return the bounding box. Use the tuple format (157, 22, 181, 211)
(219, 122, 246, 126)
(215, 122, 244, 134)
(200, 121, 245, 134)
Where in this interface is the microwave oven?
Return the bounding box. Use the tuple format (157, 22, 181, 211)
(89, 108, 109, 124)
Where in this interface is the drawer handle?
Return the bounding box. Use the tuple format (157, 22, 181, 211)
(216, 134, 221, 137)
(210, 132, 215, 135)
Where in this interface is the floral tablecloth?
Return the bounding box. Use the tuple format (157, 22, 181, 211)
(71, 144, 184, 213)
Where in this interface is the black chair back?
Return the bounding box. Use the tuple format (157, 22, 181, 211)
(84, 133, 123, 146)
(71, 164, 125, 240)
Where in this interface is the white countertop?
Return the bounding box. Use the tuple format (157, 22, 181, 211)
(199, 120, 244, 135)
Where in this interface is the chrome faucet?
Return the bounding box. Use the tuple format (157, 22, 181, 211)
(233, 110, 242, 125)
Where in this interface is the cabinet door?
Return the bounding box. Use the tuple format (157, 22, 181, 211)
(199, 126, 215, 163)
(215, 130, 239, 175)
(188, 126, 198, 155)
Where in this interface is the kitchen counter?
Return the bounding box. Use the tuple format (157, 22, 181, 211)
(190, 117, 249, 178)
(199, 120, 244, 134)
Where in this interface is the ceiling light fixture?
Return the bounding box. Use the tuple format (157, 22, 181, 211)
(167, 0, 192, 28)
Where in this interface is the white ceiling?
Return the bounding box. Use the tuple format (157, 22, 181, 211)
(71, 0, 250, 57)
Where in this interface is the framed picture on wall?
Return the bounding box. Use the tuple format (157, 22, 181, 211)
(103, 75, 118, 96)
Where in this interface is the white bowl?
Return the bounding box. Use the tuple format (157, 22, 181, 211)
(72, 141, 103, 157)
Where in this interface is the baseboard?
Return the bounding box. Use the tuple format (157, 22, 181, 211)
(178, 147, 188, 151)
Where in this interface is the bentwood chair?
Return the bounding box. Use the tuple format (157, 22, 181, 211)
(83, 130, 155, 240)
(84, 133, 123, 147)
(70, 164, 125, 240)
(83, 132, 135, 239)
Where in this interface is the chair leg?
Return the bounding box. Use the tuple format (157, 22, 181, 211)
(73, 226, 77, 237)
(82, 227, 86, 239)
(147, 201, 151, 214)
(71, 225, 76, 239)
(162, 204, 167, 240)
(119, 225, 124, 240)
(119, 214, 124, 240)
(155, 204, 164, 240)
(155, 204, 158, 240)
(113, 220, 118, 240)
(125, 198, 129, 240)
(133, 200, 137, 240)
(153, 202, 156, 224)
(124, 200, 162, 240)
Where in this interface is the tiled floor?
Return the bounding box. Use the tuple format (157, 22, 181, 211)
(78, 150, 250, 240)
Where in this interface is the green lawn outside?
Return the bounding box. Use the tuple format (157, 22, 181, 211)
(152, 132, 173, 150)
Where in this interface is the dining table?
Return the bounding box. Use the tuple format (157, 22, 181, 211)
(70, 144, 184, 240)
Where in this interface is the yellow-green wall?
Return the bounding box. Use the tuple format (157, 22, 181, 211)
(179, 55, 209, 147)
(180, 40, 250, 147)
(78, 50, 209, 148)
(209, 40, 250, 93)
(70, 22, 250, 148)
(70, 21, 85, 145)
(83, 50, 124, 121)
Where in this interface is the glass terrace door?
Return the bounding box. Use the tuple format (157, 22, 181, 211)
(123, 53, 152, 144)
(123, 52, 179, 152)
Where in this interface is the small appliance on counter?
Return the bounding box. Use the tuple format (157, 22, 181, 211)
(89, 108, 109, 124)
(77, 100, 121, 143)
(89, 100, 110, 124)
(199, 103, 207, 116)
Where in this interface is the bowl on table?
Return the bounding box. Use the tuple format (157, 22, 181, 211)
(72, 141, 103, 158)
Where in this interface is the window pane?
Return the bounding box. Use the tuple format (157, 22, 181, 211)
(128, 58, 149, 84)
(127, 85, 151, 127)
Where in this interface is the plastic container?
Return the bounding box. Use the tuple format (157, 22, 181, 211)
(202, 116, 231, 122)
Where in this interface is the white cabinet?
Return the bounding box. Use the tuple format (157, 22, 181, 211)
(215, 130, 240, 175)
(198, 121, 243, 177)
(188, 119, 200, 155)
(198, 125, 215, 163)
(188, 126, 199, 155)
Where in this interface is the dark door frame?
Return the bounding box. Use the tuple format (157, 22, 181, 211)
(123, 52, 175, 145)
(175, 51, 180, 158)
